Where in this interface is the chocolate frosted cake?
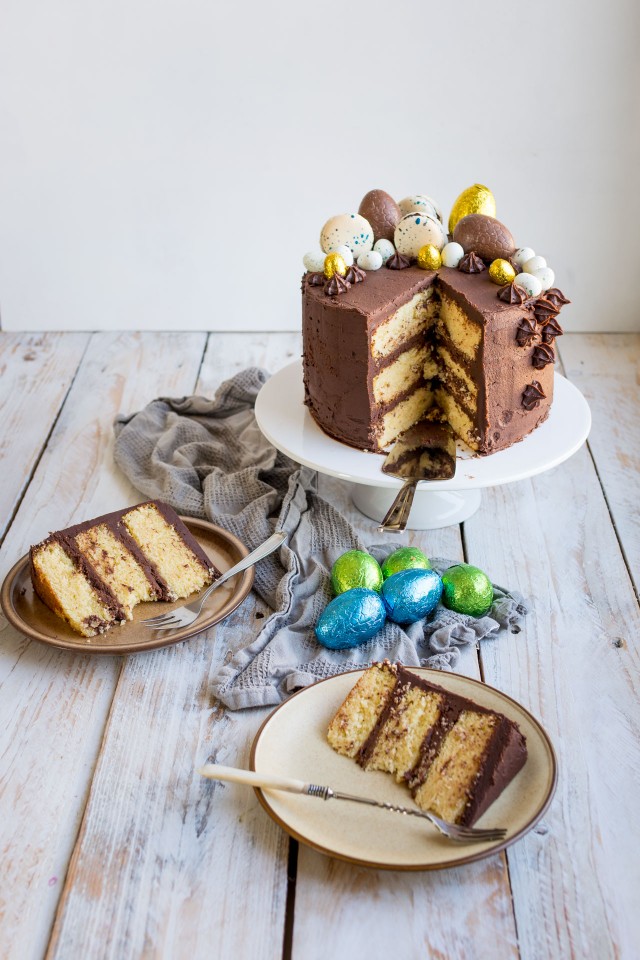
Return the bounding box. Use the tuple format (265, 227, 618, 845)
(327, 662, 527, 826)
(30, 501, 218, 637)
(302, 186, 569, 455)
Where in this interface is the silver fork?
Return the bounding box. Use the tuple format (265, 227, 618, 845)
(141, 531, 286, 629)
(197, 764, 507, 843)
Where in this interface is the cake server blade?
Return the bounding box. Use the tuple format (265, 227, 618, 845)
(378, 429, 457, 533)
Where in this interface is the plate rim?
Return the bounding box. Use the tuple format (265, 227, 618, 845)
(0, 516, 254, 654)
(249, 666, 558, 871)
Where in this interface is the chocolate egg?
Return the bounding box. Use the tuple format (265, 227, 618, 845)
(441, 563, 493, 618)
(315, 588, 387, 649)
(358, 190, 401, 243)
(453, 214, 515, 263)
(381, 546, 431, 579)
(448, 184, 496, 234)
(331, 550, 383, 595)
(488, 258, 516, 286)
(320, 214, 374, 256)
(395, 212, 447, 257)
(381, 569, 443, 624)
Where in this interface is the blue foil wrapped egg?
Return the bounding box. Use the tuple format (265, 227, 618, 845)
(315, 588, 386, 650)
(381, 569, 443, 624)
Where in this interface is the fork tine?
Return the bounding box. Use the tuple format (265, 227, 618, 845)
(147, 617, 183, 629)
(141, 614, 176, 624)
(150, 619, 188, 631)
(457, 829, 507, 841)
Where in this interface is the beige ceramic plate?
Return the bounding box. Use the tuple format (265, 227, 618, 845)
(0, 518, 253, 654)
(250, 668, 557, 870)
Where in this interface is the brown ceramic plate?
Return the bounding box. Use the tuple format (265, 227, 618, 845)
(0, 518, 253, 654)
(250, 668, 557, 871)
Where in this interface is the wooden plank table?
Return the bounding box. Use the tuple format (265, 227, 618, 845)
(0, 331, 638, 960)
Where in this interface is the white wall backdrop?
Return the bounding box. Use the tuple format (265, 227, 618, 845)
(0, 0, 638, 332)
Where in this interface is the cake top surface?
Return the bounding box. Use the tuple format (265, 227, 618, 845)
(303, 264, 436, 316)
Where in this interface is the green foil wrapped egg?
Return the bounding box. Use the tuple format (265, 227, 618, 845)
(330, 550, 383, 596)
(381, 546, 431, 580)
(441, 563, 493, 617)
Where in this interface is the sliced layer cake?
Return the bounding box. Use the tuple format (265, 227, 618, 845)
(327, 661, 527, 826)
(30, 501, 219, 637)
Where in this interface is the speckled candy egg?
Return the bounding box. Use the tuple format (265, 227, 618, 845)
(514, 272, 543, 297)
(394, 213, 447, 257)
(373, 238, 395, 264)
(331, 550, 383, 595)
(381, 546, 431, 579)
(533, 266, 555, 291)
(453, 214, 515, 262)
(513, 247, 535, 269)
(315, 588, 387, 649)
(441, 241, 465, 268)
(303, 251, 326, 273)
(358, 190, 402, 243)
(357, 250, 383, 271)
(381, 569, 443, 624)
(523, 255, 547, 275)
(441, 563, 493, 618)
(398, 195, 442, 222)
(320, 214, 374, 256)
(335, 244, 354, 267)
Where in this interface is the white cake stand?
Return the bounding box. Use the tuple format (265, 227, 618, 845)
(255, 361, 591, 529)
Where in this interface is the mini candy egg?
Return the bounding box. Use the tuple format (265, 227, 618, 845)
(358, 190, 402, 243)
(398, 195, 440, 221)
(357, 250, 383, 271)
(335, 244, 354, 267)
(417, 244, 442, 270)
(394, 213, 447, 257)
(324, 252, 347, 279)
(513, 247, 535, 269)
(441, 241, 465, 268)
(381, 546, 431, 579)
(320, 214, 374, 256)
(303, 251, 326, 273)
(315, 588, 387, 649)
(523, 255, 547, 275)
(441, 563, 493, 618)
(489, 258, 516, 286)
(533, 266, 555, 291)
(514, 272, 543, 297)
(373, 238, 395, 264)
(381, 569, 443, 624)
(331, 550, 383, 595)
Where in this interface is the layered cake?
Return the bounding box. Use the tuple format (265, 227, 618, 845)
(302, 186, 570, 454)
(30, 501, 218, 637)
(327, 661, 527, 826)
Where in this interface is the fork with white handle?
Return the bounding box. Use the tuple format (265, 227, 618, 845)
(142, 531, 286, 629)
(197, 764, 507, 843)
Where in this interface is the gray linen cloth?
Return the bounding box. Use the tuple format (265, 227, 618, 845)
(113, 368, 528, 710)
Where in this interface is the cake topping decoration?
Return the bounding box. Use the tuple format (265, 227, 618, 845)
(394, 212, 447, 256)
(498, 282, 529, 304)
(373, 238, 395, 264)
(441, 241, 465, 268)
(453, 213, 515, 263)
(448, 183, 496, 234)
(513, 272, 543, 297)
(522, 380, 546, 410)
(458, 251, 486, 274)
(357, 250, 383, 271)
(532, 297, 560, 324)
(303, 250, 326, 273)
(398, 194, 442, 222)
(532, 343, 556, 369)
(323, 251, 347, 279)
(320, 213, 374, 256)
(358, 190, 402, 243)
(324, 274, 351, 296)
(417, 243, 442, 270)
(345, 263, 366, 284)
(513, 246, 535, 269)
(545, 288, 571, 308)
(541, 317, 564, 342)
(386, 250, 412, 269)
(307, 271, 325, 286)
(488, 258, 516, 286)
(515, 316, 538, 346)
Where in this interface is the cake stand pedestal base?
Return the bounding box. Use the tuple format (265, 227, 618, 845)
(351, 484, 482, 530)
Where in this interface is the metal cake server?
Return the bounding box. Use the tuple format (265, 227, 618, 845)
(198, 764, 506, 843)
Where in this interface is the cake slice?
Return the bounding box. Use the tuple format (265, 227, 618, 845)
(382, 412, 456, 480)
(327, 662, 527, 826)
(30, 501, 219, 637)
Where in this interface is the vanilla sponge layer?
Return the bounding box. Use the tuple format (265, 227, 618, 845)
(31, 541, 116, 637)
(371, 290, 437, 360)
(373, 344, 430, 405)
(75, 524, 155, 619)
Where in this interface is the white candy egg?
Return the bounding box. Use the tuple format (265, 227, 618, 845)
(441, 241, 465, 268)
(335, 244, 354, 267)
(320, 214, 374, 256)
(303, 250, 326, 273)
(394, 213, 447, 256)
(523, 255, 547, 275)
(357, 250, 383, 271)
(532, 267, 555, 291)
(514, 272, 543, 297)
(373, 239, 395, 264)
(398, 194, 441, 221)
(513, 247, 535, 268)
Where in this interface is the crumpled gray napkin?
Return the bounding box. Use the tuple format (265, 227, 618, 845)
(113, 367, 528, 710)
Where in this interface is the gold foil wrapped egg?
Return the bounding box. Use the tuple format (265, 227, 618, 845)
(489, 258, 516, 285)
(417, 244, 442, 270)
(324, 252, 347, 279)
(448, 184, 496, 235)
